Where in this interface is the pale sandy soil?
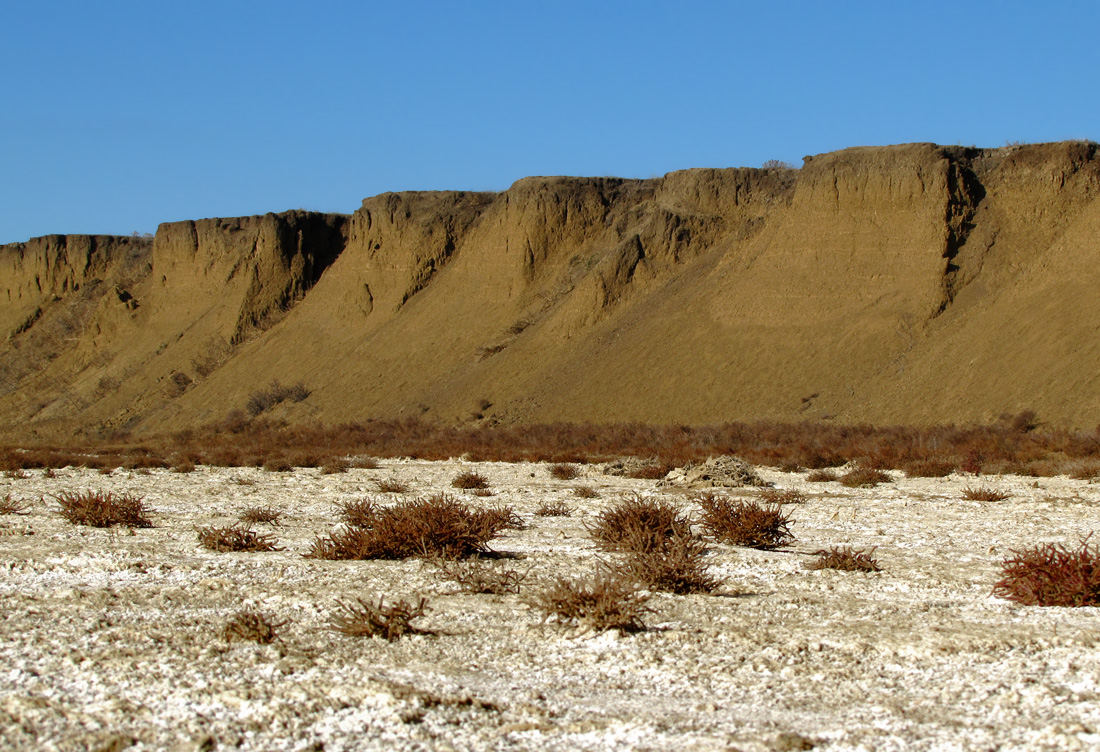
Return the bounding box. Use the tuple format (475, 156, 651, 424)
(1, 460, 1099, 752)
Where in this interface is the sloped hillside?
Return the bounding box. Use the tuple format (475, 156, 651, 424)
(1, 141, 1097, 439)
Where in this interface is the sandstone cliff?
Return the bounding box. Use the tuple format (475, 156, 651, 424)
(2, 141, 1098, 438)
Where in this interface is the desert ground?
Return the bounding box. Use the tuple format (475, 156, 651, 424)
(1, 459, 1098, 752)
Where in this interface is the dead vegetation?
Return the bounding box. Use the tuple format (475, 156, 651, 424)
(530, 572, 652, 632)
(329, 595, 432, 640)
(55, 491, 153, 528)
(839, 467, 893, 488)
(198, 525, 281, 553)
(618, 533, 720, 594)
(993, 538, 1100, 606)
(572, 486, 599, 499)
(435, 559, 529, 595)
(452, 471, 490, 490)
(695, 493, 795, 550)
(535, 500, 574, 516)
(306, 495, 502, 560)
(962, 486, 1012, 502)
(806, 469, 838, 483)
(238, 506, 283, 525)
(759, 488, 808, 504)
(245, 380, 311, 417)
(587, 494, 692, 553)
(223, 609, 287, 644)
(375, 478, 409, 493)
(0, 494, 29, 515)
(549, 463, 580, 480)
(808, 547, 882, 572)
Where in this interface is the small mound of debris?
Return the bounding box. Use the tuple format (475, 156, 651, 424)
(658, 456, 769, 489)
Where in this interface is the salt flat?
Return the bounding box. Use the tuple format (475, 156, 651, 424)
(1, 461, 1098, 751)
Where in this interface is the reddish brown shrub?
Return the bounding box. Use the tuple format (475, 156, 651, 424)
(535, 500, 574, 516)
(224, 609, 287, 644)
(759, 488, 808, 504)
(55, 491, 152, 528)
(452, 471, 489, 490)
(549, 463, 580, 480)
(806, 469, 838, 483)
(329, 595, 432, 640)
(619, 533, 720, 594)
(807, 546, 881, 572)
(530, 572, 652, 632)
(993, 539, 1100, 606)
(962, 486, 1011, 502)
(695, 494, 794, 550)
(902, 459, 956, 478)
(588, 494, 693, 553)
(198, 525, 281, 553)
(839, 467, 892, 488)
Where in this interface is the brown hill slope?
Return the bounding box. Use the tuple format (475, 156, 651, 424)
(2, 141, 1098, 438)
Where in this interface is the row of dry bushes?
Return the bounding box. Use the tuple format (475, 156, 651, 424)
(3, 411, 1100, 478)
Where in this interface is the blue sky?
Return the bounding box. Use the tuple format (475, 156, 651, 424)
(2, 0, 1097, 244)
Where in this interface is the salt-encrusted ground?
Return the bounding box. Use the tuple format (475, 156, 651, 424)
(1, 461, 1098, 752)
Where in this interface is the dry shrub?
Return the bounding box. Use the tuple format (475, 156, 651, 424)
(452, 471, 489, 490)
(962, 486, 1011, 502)
(808, 546, 881, 572)
(839, 467, 892, 488)
(473, 504, 526, 532)
(245, 380, 311, 417)
(239, 506, 283, 525)
(55, 491, 152, 528)
(531, 572, 652, 632)
(536, 500, 574, 516)
(4, 469, 29, 479)
(903, 459, 956, 478)
(806, 469, 838, 483)
(549, 463, 579, 480)
(329, 595, 432, 640)
(627, 463, 674, 480)
(350, 456, 380, 469)
(321, 458, 349, 475)
(588, 494, 692, 553)
(170, 461, 196, 474)
(224, 609, 287, 644)
(198, 524, 281, 553)
(436, 559, 529, 595)
(375, 478, 409, 493)
(619, 533, 719, 594)
(572, 486, 599, 499)
(306, 495, 500, 560)
(471, 488, 495, 497)
(993, 539, 1100, 606)
(337, 498, 377, 527)
(759, 488, 808, 505)
(695, 494, 794, 550)
(1, 494, 29, 515)
(778, 460, 804, 473)
(1068, 461, 1100, 481)
(262, 457, 293, 473)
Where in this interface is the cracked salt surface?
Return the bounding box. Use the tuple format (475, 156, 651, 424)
(1, 462, 1099, 751)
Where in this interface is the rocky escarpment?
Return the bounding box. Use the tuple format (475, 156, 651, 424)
(1, 141, 1098, 438)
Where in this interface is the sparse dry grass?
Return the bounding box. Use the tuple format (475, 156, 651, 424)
(436, 560, 529, 595)
(530, 572, 652, 632)
(695, 493, 794, 550)
(536, 500, 574, 516)
(329, 595, 432, 640)
(198, 525, 281, 553)
(572, 486, 599, 499)
(224, 609, 287, 644)
(808, 546, 881, 572)
(962, 486, 1011, 502)
(55, 491, 152, 528)
(993, 539, 1100, 606)
(321, 459, 349, 475)
(759, 488, 808, 505)
(1, 494, 29, 515)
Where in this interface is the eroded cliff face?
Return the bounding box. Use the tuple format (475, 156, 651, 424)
(2, 141, 1098, 438)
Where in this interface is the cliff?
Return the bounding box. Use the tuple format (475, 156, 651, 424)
(2, 141, 1098, 438)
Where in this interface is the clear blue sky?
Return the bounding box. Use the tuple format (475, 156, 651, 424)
(3, 0, 1096, 244)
